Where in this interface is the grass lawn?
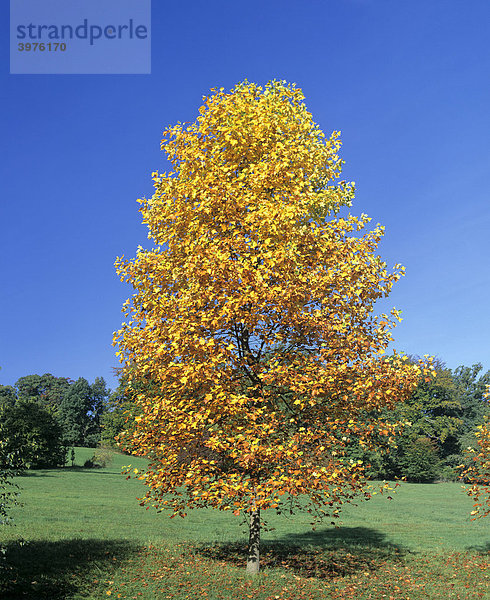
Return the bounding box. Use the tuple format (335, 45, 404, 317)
(1, 447, 488, 599)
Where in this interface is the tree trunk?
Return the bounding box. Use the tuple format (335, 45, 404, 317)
(246, 508, 260, 575)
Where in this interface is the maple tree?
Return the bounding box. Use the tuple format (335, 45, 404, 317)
(114, 80, 431, 574)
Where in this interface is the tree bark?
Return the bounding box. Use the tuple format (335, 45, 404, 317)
(246, 508, 260, 575)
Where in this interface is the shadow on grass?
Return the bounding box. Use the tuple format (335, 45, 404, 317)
(16, 471, 56, 478)
(279, 526, 408, 550)
(19, 468, 122, 477)
(62, 467, 122, 475)
(466, 541, 490, 555)
(194, 526, 408, 579)
(1, 538, 140, 599)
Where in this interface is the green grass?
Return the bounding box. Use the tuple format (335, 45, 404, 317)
(1, 447, 488, 599)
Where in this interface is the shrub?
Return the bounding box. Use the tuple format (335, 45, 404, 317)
(92, 447, 113, 468)
(83, 447, 114, 469)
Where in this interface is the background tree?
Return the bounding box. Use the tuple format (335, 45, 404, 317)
(0, 366, 24, 529)
(85, 376, 110, 447)
(59, 377, 109, 447)
(453, 364, 490, 442)
(461, 417, 490, 518)
(382, 360, 462, 481)
(343, 358, 457, 481)
(0, 442, 22, 528)
(100, 379, 139, 450)
(345, 361, 490, 483)
(0, 385, 17, 410)
(0, 401, 66, 469)
(1, 373, 111, 450)
(15, 373, 71, 418)
(59, 378, 91, 446)
(114, 80, 429, 574)
(394, 437, 441, 483)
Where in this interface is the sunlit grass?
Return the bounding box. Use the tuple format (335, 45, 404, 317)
(1, 447, 488, 599)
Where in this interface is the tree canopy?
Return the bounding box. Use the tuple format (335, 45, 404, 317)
(115, 80, 430, 572)
(0, 373, 111, 457)
(0, 401, 66, 469)
(60, 376, 109, 447)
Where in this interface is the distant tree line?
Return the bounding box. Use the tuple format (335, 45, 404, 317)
(0, 361, 488, 482)
(344, 360, 490, 482)
(105, 359, 489, 484)
(0, 373, 112, 469)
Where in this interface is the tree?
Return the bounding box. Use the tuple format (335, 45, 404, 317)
(59, 378, 92, 446)
(395, 436, 441, 482)
(461, 417, 490, 518)
(0, 401, 66, 469)
(0, 371, 24, 527)
(60, 377, 109, 447)
(2, 373, 110, 449)
(85, 377, 111, 447)
(0, 444, 22, 528)
(0, 385, 17, 410)
(453, 364, 490, 435)
(15, 373, 71, 417)
(347, 360, 490, 483)
(100, 380, 138, 449)
(367, 359, 462, 481)
(114, 80, 429, 574)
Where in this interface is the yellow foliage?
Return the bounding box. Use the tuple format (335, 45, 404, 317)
(461, 415, 490, 518)
(114, 80, 429, 521)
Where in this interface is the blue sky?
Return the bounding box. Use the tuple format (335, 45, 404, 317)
(1, 0, 489, 392)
